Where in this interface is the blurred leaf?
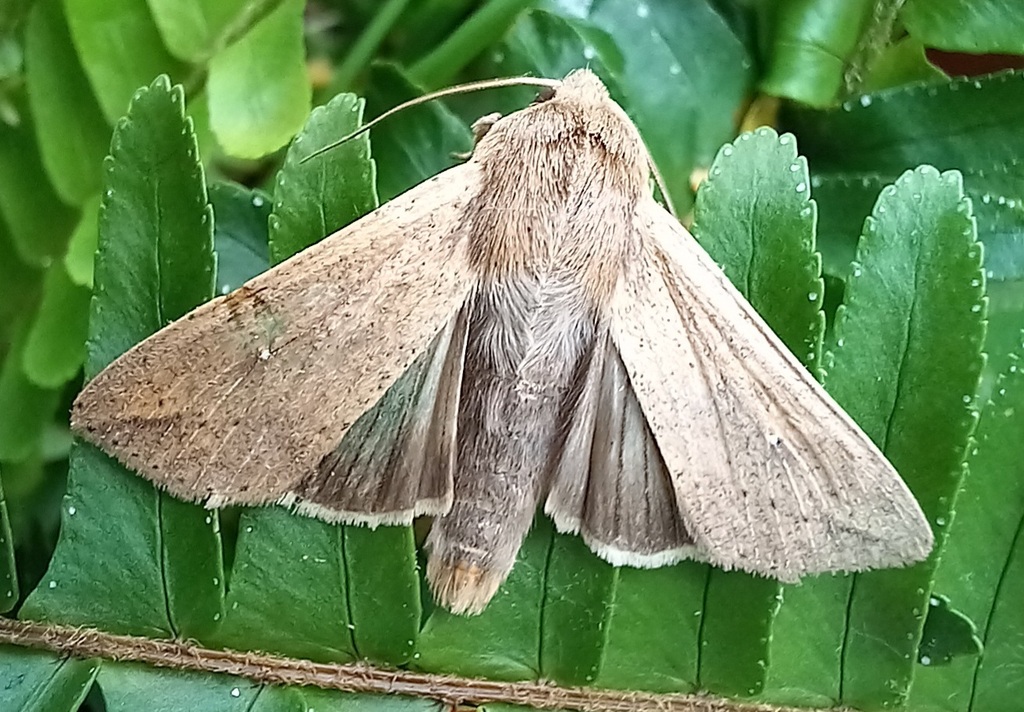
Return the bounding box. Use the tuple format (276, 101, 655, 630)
(63, 194, 100, 289)
(208, 181, 271, 295)
(25, 0, 110, 205)
(207, 0, 310, 158)
(146, 0, 253, 62)
(827, 168, 984, 709)
(758, 0, 876, 106)
(909, 345, 1024, 711)
(21, 76, 223, 640)
(917, 594, 982, 666)
(21, 263, 90, 388)
(0, 324, 60, 463)
(97, 662, 305, 712)
(364, 63, 472, 202)
(0, 101, 77, 266)
(0, 474, 17, 611)
(0, 646, 98, 710)
(0, 220, 44, 344)
(268, 92, 377, 263)
(551, 0, 755, 213)
(692, 128, 821, 697)
(63, 0, 185, 123)
(902, 0, 1024, 54)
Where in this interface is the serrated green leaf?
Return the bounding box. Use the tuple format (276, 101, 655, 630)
(364, 63, 472, 203)
(63, 194, 101, 288)
(299, 689, 443, 712)
(0, 100, 77, 266)
(861, 36, 945, 93)
(689, 128, 822, 698)
(0, 323, 60, 463)
(212, 508, 356, 663)
(25, 0, 109, 206)
(208, 181, 271, 295)
(596, 563, 705, 693)
(758, 0, 877, 106)
(971, 518, 1024, 711)
(146, 0, 252, 62)
(22, 76, 223, 639)
(693, 128, 824, 370)
(207, 0, 310, 159)
(268, 92, 377, 263)
(784, 70, 1024, 175)
(826, 167, 984, 709)
(539, 531, 616, 685)
(416, 517, 551, 680)
(554, 0, 754, 213)
(902, 0, 1024, 54)
(21, 263, 90, 388)
(909, 345, 1024, 711)
(0, 474, 18, 612)
(97, 662, 304, 712)
(0, 646, 99, 711)
(63, 0, 185, 123)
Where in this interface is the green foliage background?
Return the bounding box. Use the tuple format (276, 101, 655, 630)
(0, 1, 1022, 711)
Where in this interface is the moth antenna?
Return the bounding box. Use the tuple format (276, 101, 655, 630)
(300, 76, 562, 164)
(648, 159, 677, 219)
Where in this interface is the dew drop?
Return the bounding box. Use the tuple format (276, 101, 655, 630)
(48, 581, 57, 589)
(252, 195, 265, 208)
(859, 95, 872, 107)
(963, 395, 972, 404)
(722, 146, 733, 157)
(971, 278, 980, 287)
(836, 338, 845, 347)
(971, 304, 982, 312)
(789, 163, 800, 172)
(636, 3, 649, 18)
(796, 182, 807, 193)
(936, 517, 947, 526)
(582, 45, 595, 60)
(68, 506, 77, 515)
(669, 63, 682, 76)
(245, 526, 253, 533)
(920, 655, 932, 666)
(808, 291, 819, 301)
(230, 687, 241, 698)
(779, 134, 791, 145)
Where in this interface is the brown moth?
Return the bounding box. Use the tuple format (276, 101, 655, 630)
(72, 69, 933, 615)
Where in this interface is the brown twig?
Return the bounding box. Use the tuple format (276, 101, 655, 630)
(0, 618, 838, 712)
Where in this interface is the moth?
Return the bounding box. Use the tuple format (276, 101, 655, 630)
(72, 69, 933, 616)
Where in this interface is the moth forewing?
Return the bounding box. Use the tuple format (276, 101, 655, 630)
(604, 198, 933, 579)
(72, 163, 481, 512)
(71, 68, 933, 617)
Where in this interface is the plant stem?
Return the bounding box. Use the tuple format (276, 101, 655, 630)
(409, 0, 537, 89)
(333, 0, 414, 91)
(0, 618, 839, 712)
